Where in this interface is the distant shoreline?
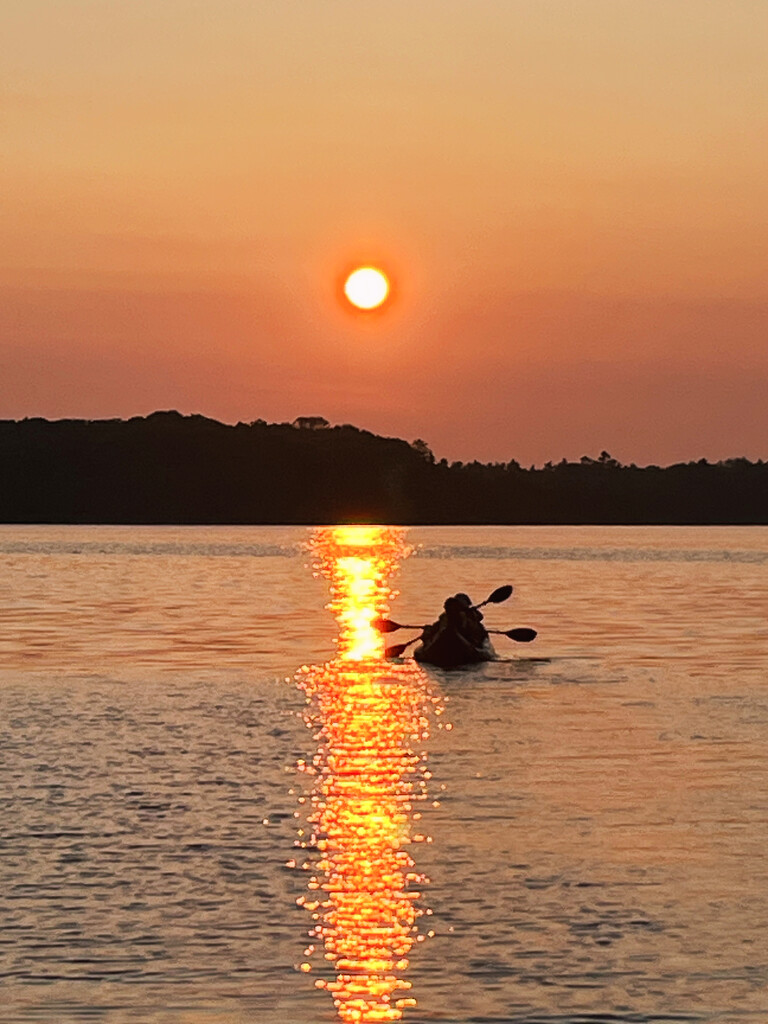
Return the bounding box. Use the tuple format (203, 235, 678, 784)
(3, 520, 768, 528)
(2, 411, 766, 526)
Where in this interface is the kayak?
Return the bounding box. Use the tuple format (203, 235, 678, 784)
(381, 585, 535, 668)
(413, 625, 496, 670)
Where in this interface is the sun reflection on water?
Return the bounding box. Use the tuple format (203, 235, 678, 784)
(293, 526, 442, 1021)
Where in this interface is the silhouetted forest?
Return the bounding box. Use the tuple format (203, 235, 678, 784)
(1, 411, 765, 524)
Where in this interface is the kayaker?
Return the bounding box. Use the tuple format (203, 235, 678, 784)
(413, 593, 496, 668)
(436, 594, 488, 648)
(408, 583, 534, 669)
(453, 593, 488, 646)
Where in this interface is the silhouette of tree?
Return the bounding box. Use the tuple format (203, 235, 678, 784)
(0, 413, 765, 524)
(293, 416, 330, 430)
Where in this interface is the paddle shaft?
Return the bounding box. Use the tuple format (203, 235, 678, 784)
(385, 634, 424, 658)
(377, 584, 514, 634)
(388, 626, 536, 657)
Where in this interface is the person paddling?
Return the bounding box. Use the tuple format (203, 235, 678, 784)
(453, 592, 488, 646)
(414, 594, 495, 667)
(377, 583, 536, 667)
(432, 593, 489, 650)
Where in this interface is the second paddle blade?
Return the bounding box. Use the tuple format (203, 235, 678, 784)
(505, 627, 537, 642)
(373, 617, 400, 633)
(385, 642, 411, 658)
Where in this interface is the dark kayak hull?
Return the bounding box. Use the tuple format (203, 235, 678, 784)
(413, 631, 496, 670)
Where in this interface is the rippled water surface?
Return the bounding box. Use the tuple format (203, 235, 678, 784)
(1, 525, 766, 1023)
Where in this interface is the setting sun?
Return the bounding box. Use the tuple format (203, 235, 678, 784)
(343, 267, 390, 310)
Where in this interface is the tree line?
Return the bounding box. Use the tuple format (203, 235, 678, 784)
(1, 411, 765, 524)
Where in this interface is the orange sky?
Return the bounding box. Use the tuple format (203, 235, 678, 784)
(2, 0, 767, 465)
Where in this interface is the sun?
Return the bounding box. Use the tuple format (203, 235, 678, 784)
(343, 266, 390, 310)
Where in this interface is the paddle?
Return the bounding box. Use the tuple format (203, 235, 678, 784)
(375, 584, 515, 634)
(373, 617, 428, 633)
(473, 584, 513, 609)
(386, 626, 536, 659)
(488, 627, 537, 643)
(385, 636, 423, 659)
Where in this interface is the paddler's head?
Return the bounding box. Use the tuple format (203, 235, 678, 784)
(443, 596, 465, 622)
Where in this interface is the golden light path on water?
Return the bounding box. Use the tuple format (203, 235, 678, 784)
(293, 526, 445, 1022)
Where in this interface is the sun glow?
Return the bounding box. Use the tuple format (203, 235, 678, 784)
(343, 267, 390, 310)
(293, 526, 444, 1022)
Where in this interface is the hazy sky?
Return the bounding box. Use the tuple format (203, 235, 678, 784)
(2, 0, 766, 465)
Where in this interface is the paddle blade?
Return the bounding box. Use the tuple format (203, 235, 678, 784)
(385, 641, 411, 658)
(373, 617, 401, 633)
(486, 584, 513, 605)
(504, 627, 537, 643)
(374, 618, 427, 633)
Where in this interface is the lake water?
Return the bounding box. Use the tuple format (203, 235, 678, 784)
(1, 525, 766, 1024)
